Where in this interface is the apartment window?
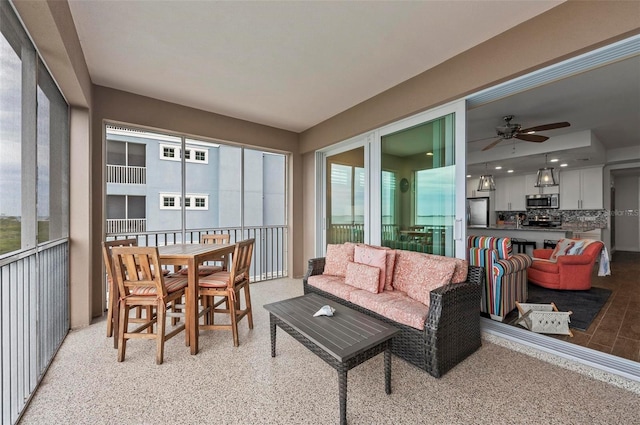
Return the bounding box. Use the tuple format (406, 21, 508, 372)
(184, 148, 208, 163)
(107, 140, 146, 166)
(159, 193, 208, 210)
(161, 145, 178, 160)
(159, 144, 208, 163)
(161, 195, 179, 209)
(194, 197, 206, 208)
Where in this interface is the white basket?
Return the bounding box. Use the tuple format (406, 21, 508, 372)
(515, 302, 573, 337)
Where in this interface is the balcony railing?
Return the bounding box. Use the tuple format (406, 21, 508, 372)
(0, 239, 69, 424)
(106, 225, 288, 283)
(106, 164, 146, 184)
(106, 218, 147, 234)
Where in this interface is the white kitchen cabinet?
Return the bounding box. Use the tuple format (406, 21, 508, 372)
(494, 175, 525, 211)
(467, 178, 491, 198)
(559, 167, 603, 209)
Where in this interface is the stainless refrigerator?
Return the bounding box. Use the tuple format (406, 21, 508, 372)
(467, 197, 491, 228)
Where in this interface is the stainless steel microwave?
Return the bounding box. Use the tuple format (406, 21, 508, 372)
(526, 194, 559, 209)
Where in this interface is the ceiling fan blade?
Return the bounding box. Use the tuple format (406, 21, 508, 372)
(520, 122, 570, 133)
(481, 138, 503, 151)
(515, 133, 549, 142)
(468, 135, 501, 143)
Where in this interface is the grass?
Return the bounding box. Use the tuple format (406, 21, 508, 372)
(0, 216, 51, 255)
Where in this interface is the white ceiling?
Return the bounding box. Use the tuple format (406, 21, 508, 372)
(466, 55, 640, 177)
(67, 0, 562, 132)
(65, 1, 638, 178)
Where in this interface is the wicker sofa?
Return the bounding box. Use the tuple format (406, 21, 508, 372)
(303, 243, 483, 378)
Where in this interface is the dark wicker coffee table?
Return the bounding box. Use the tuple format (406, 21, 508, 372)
(264, 293, 399, 425)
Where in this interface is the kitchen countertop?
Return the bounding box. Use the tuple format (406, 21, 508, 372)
(471, 225, 598, 232)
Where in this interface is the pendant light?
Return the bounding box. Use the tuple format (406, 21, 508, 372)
(477, 163, 495, 191)
(535, 154, 558, 187)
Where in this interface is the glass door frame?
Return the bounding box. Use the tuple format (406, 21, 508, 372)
(373, 100, 467, 258)
(316, 99, 466, 258)
(315, 133, 371, 256)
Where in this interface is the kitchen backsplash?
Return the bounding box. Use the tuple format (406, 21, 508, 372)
(495, 209, 608, 228)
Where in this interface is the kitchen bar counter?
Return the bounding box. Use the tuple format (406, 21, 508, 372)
(466, 225, 599, 254)
(478, 224, 597, 232)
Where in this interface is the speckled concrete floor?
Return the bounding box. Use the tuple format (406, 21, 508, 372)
(19, 278, 640, 424)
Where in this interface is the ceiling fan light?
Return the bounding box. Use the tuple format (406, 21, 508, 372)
(535, 167, 558, 187)
(477, 174, 496, 191)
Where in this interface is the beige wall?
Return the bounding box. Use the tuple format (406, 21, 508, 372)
(299, 1, 640, 265)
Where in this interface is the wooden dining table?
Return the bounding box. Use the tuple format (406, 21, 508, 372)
(158, 243, 236, 355)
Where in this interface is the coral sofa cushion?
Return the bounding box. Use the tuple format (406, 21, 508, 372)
(392, 251, 458, 296)
(354, 245, 387, 292)
(344, 262, 380, 294)
(405, 260, 457, 306)
(307, 274, 360, 301)
(350, 290, 429, 330)
(421, 253, 468, 284)
(323, 243, 355, 277)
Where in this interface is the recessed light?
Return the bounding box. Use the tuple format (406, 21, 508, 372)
(466, 174, 472, 178)
(495, 166, 502, 170)
(507, 169, 514, 173)
(560, 163, 568, 167)
(549, 158, 559, 163)
(426, 152, 434, 156)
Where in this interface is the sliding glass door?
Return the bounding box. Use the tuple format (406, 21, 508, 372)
(317, 100, 466, 258)
(377, 102, 466, 257)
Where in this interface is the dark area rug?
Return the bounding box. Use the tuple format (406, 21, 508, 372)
(526, 283, 612, 331)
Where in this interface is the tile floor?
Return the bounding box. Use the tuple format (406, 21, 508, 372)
(565, 251, 640, 361)
(506, 251, 640, 362)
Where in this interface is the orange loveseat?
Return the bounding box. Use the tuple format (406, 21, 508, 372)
(528, 239, 604, 290)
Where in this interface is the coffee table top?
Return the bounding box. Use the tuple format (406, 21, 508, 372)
(264, 293, 399, 362)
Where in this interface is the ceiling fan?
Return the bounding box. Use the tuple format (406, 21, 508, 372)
(477, 115, 570, 151)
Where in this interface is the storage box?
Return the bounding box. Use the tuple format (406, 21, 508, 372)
(515, 302, 573, 337)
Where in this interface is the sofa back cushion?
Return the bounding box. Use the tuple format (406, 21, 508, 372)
(405, 257, 456, 306)
(354, 244, 387, 292)
(323, 243, 355, 277)
(344, 262, 380, 293)
(392, 250, 458, 303)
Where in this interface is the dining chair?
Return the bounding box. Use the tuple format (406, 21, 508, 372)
(198, 238, 255, 347)
(111, 246, 188, 364)
(177, 233, 231, 276)
(102, 238, 138, 348)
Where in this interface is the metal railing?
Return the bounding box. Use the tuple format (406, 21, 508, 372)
(106, 218, 147, 234)
(106, 225, 288, 283)
(0, 239, 69, 425)
(328, 223, 364, 244)
(106, 164, 146, 184)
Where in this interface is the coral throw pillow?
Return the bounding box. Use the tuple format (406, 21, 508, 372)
(345, 262, 380, 293)
(354, 245, 387, 292)
(323, 243, 355, 277)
